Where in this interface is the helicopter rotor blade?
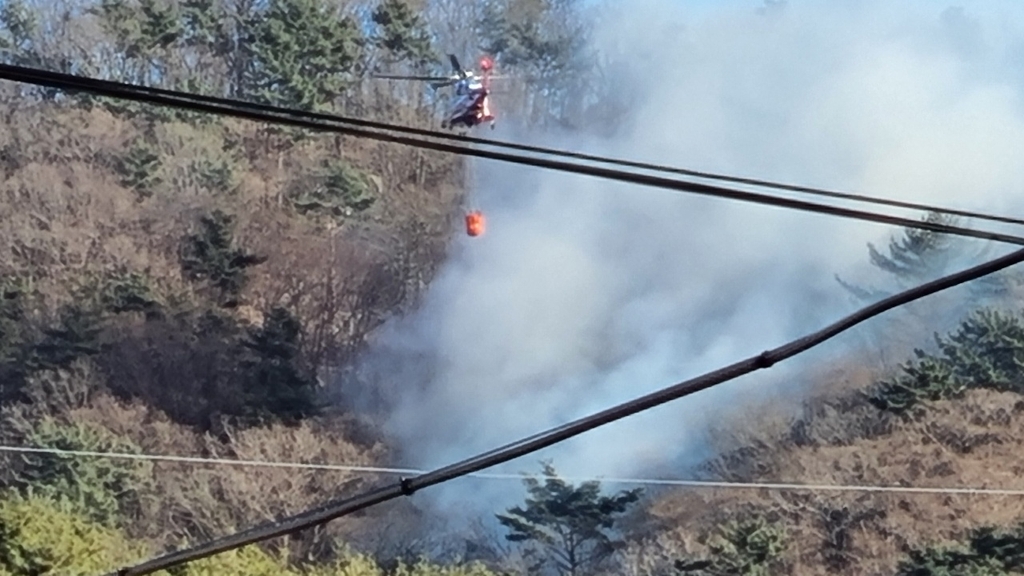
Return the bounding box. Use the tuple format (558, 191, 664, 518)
(372, 74, 457, 82)
(449, 54, 472, 79)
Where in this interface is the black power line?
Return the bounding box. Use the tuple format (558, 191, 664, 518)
(0, 63, 1019, 228)
(102, 245, 1024, 576)
(1, 64, 1023, 246)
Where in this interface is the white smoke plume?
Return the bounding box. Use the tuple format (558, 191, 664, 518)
(347, 0, 1024, 518)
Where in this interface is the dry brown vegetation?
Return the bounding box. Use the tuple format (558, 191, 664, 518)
(0, 101, 458, 314)
(0, 1, 630, 574)
(7, 2, 1024, 575)
(626, 379, 1024, 575)
(0, 75, 464, 567)
(5, 90, 1023, 576)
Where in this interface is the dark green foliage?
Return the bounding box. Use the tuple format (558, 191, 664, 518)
(833, 275, 889, 303)
(836, 211, 965, 301)
(10, 418, 151, 527)
(137, 0, 182, 51)
(475, 0, 594, 125)
(0, 281, 104, 403)
(99, 271, 162, 318)
(241, 307, 320, 423)
(179, 209, 267, 305)
(896, 522, 1024, 575)
(868, 308, 1024, 414)
(26, 304, 103, 375)
(100, 305, 317, 430)
(192, 156, 237, 194)
(711, 517, 787, 575)
(94, 0, 181, 61)
(90, 0, 224, 123)
(91, 0, 190, 115)
(94, 0, 147, 60)
(675, 516, 787, 576)
(291, 161, 376, 221)
(371, 0, 437, 68)
(181, 0, 224, 48)
(243, 0, 363, 110)
(0, 270, 165, 405)
(479, 2, 574, 69)
(99, 307, 248, 430)
(168, 78, 225, 124)
(116, 140, 163, 201)
(895, 548, 1005, 576)
(0, 278, 31, 401)
(496, 462, 642, 575)
(0, 278, 27, 364)
(868, 211, 959, 282)
(0, 271, 161, 405)
(867, 351, 962, 414)
(1, 264, 309, 433)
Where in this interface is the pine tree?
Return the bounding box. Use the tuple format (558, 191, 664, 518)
(371, 0, 437, 68)
(868, 212, 958, 282)
(99, 271, 162, 318)
(836, 211, 965, 301)
(867, 308, 1024, 414)
(93, 0, 182, 85)
(28, 305, 103, 373)
(896, 522, 1024, 575)
(179, 209, 267, 305)
(476, 0, 594, 126)
(241, 307, 320, 423)
(290, 160, 377, 222)
(0, 278, 30, 402)
(14, 418, 151, 528)
(243, 0, 363, 110)
(137, 0, 181, 50)
(116, 140, 163, 200)
(675, 516, 787, 576)
(497, 462, 641, 576)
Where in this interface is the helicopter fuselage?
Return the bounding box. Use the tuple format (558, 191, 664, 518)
(445, 76, 494, 129)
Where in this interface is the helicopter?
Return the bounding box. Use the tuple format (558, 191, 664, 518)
(374, 54, 498, 237)
(374, 54, 500, 131)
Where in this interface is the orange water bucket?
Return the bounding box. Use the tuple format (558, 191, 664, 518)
(465, 211, 485, 237)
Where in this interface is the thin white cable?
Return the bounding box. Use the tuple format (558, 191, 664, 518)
(3, 444, 1024, 496)
(0, 445, 422, 474)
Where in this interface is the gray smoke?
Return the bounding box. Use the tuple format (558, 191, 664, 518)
(348, 0, 1024, 517)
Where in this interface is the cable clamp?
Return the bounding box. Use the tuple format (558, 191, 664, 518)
(755, 351, 775, 369)
(399, 477, 416, 496)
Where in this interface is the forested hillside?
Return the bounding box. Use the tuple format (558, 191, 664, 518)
(4, 1, 1024, 575)
(0, 0, 604, 573)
